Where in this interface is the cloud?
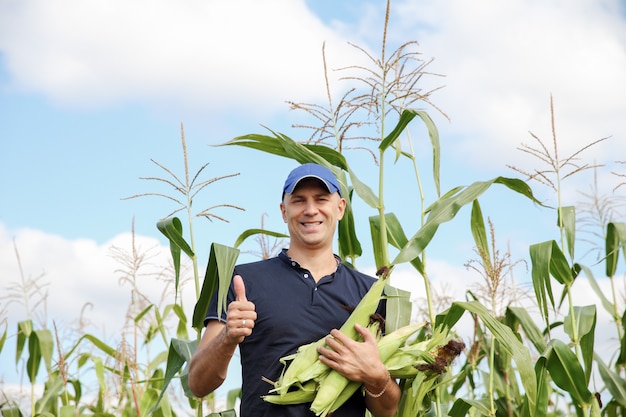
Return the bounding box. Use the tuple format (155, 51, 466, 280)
(0, 0, 368, 115)
(0, 224, 189, 339)
(390, 0, 626, 172)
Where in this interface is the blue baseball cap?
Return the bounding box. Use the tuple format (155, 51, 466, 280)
(282, 163, 342, 197)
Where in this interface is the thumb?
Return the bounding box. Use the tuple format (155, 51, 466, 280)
(233, 274, 247, 302)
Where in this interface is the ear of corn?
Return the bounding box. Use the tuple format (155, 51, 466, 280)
(262, 380, 317, 405)
(310, 322, 426, 416)
(262, 279, 465, 417)
(271, 337, 327, 395)
(271, 277, 387, 395)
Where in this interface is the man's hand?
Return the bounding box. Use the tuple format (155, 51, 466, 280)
(225, 274, 257, 344)
(316, 323, 388, 385)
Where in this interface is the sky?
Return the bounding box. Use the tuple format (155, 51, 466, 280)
(1, 0, 626, 410)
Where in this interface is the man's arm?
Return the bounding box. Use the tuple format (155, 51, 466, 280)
(188, 320, 236, 397)
(188, 275, 256, 398)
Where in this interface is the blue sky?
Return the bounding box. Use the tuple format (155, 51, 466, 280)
(1, 0, 626, 407)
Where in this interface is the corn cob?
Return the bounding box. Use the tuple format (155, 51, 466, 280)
(262, 380, 317, 405)
(310, 322, 426, 416)
(272, 277, 387, 395)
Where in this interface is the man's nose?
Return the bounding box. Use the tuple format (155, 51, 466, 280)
(303, 200, 319, 214)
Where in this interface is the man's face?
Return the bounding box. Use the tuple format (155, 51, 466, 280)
(280, 178, 346, 251)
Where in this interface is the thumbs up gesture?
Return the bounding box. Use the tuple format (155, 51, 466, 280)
(226, 275, 256, 343)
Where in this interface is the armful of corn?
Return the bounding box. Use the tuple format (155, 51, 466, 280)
(262, 277, 465, 417)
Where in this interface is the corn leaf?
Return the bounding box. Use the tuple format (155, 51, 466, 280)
(545, 339, 594, 407)
(578, 264, 614, 318)
(338, 186, 363, 261)
(506, 306, 547, 353)
(619, 310, 626, 366)
(232, 228, 288, 249)
(393, 177, 540, 266)
(437, 301, 537, 416)
(595, 355, 626, 408)
(563, 305, 596, 383)
(27, 329, 53, 383)
(151, 338, 197, 413)
(16, 319, 33, 366)
(535, 357, 550, 417)
(193, 243, 240, 330)
(605, 222, 626, 277)
(383, 284, 412, 333)
(470, 199, 491, 272)
(557, 206, 576, 260)
(157, 216, 193, 300)
(378, 109, 441, 196)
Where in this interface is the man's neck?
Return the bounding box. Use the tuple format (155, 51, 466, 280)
(286, 247, 338, 282)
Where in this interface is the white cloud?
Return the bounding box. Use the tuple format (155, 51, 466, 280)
(390, 0, 626, 172)
(0, 224, 195, 342)
(0, 0, 368, 114)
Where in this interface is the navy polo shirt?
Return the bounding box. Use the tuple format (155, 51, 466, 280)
(205, 249, 382, 417)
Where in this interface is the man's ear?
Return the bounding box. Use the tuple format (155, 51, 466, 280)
(337, 197, 347, 221)
(280, 202, 287, 222)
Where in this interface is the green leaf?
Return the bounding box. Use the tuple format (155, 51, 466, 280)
(347, 166, 378, 209)
(459, 398, 493, 417)
(563, 305, 596, 382)
(383, 284, 412, 333)
(506, 306, 548, 353)
(449, 398, 473, 417)
(606, 222, 626, 277)
(65, 334, 117, 360)
(379, 109, 418, 152)
(232, 228, 288, 249)
(578, 264, 614, 318)
(0, 406, 25, 417)
(394, 176, 540, 266)
(59, 405, 75, 417)
(139, 387, 159, 416)
(437, 301, 537, 416)
(534, 357, 550, 417)
(27, 330, 52, 383)
(157, 217, 194, 300)
(157, 217, 194, 258)
(529, 241, 555, 324)
(34, 375, 63, 415)
(151, 338, 197, 413)
(337, 186, 363, 261)
(193, 243, 240, 329)
(595, 354, 626, 407)
(16, 320, 33, 366)
(0, 325, 6, 354)
(369, 213, 424, 275)
(227, 389, 242, 410)
(558, 206, 576, 260)
(470, 199, 491, 271)
(545, 339, 594, 407)
(368, 215, 386, 271)
(378, 109, 441, 195)
(616, 309, 626, 367)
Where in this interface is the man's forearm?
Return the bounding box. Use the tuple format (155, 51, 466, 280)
(188, 325, 237, 398)
(364, 375, 401, 417)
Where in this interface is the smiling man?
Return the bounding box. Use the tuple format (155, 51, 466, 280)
(188, 163, 400, 417)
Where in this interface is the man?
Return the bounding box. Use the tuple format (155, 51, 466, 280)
(188, 163, 400, 417)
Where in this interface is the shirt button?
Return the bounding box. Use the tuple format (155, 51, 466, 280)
(292, 262, 296, 266)
(304, 273, 309, 278)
